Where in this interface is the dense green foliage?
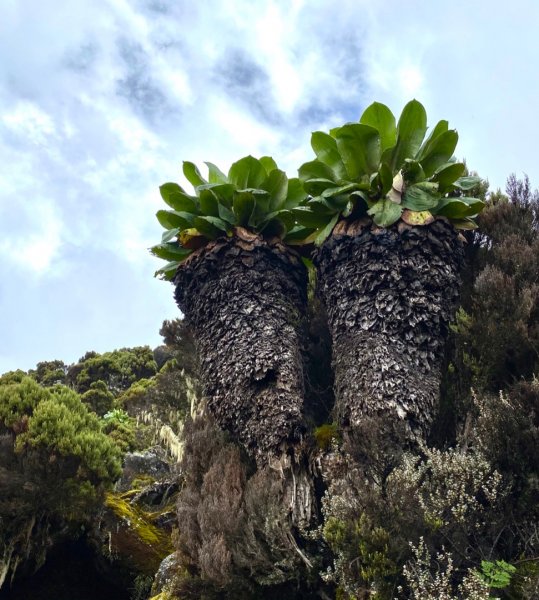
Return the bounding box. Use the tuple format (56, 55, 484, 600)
(0, 375, 122, 518)
(66, 346, 157, 394)
(0, 335, 194, 594)
(151, 156, 308, 280)
(295, 100, 485, 241)
(151, 99, 485, 283)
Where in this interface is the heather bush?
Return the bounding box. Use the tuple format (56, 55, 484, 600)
(449, 175, 539, 393)
(172, 413, 322, 599)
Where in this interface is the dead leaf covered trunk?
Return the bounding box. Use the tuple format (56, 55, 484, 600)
(174, 231, 309, 463)
(314, 219, 464, 443)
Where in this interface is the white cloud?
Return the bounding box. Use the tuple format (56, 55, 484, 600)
(0, 201, 63, 274)
(2, 101, 57, 146)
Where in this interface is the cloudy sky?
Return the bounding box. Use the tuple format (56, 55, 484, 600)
(1, 0, 538, 373)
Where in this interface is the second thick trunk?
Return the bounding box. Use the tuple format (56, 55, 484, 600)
(315, 218, 464, 443)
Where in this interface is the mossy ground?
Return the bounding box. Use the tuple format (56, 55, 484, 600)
(104, 491, 174, 573)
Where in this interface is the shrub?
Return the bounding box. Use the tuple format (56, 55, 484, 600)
(1, 377, 121, 515)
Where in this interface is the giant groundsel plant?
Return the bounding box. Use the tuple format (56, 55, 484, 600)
(151, 155, 307, 280)
(294, 100, 485, 243)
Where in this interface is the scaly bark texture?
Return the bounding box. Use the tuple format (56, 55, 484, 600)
(174, 229, 309, 463)
(315, 218, 464, 443)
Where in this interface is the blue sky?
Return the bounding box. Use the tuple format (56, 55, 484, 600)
(1, 0, 539, 373)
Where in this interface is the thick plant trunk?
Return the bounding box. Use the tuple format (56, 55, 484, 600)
(314, 218, 464, 444)
(174, 229, 309, 464)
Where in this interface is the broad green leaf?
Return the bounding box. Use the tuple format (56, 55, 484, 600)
(308, 198, 338, 215)
(259, 210, 294, 236)
(233, 191, 256, 227)
(164, 190, 199, 212)
(261, 209, 295, 231)
(218, 202, 236, 225)
(249, 190, 273, 227)
(304, 178, 339, 196)
(432, 162, 466, 192)
(413, 181, 439, 193)
(416, 119, 449, 162)
(315, 213, 339, 246)
(249, 189, 271, 212)
(402, 184, 440, 211)
(378, 163, 394, 195)
(419, 130, 459, 177)
(228, 155, 266, 189)
(204, 161, 228, 184)
(183, 161, 207, 188)
(321, 182, 365, 198)
(284, 178, 308, 209)
(155, 261, 182, 281)
(259, 156, 278, 174)
(193, 216, 229, 239)
(335, 123, 381, 179)
(298, 159, 337, 183)
(263, 169, 288, 211)
(199, 189, 220, 217)
(160, 183, 186, 204)
(197, 183, 236, 207)
(323, 194, 350, 212)
(381, 145, 395, 167)
(455, 196, 485, 213)
(454, 176, 482, 190)
(360, 102, 397, 152)
(292, 206, 334, 228)
(434, 197, 485, 218)
(156, 210, 196, 230)
(391, 99, 427, 172)
(150, 243, 193, 261)
(284, 225, 317, 244)
(368, 198, 403, 227)
(311, 132, 347, 179)
(161, 227, 179, 243)
(452, 218, 478, 230)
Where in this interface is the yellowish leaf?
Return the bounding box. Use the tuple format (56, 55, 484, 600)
(401, 209, 434, 226)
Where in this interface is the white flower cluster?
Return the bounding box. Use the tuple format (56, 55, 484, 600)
(398, 538, 495, 600)
(386, 446, 504, 529)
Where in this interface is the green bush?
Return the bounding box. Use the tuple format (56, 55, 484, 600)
(1, 377, 121, 515)
(103, 408, 137, 452)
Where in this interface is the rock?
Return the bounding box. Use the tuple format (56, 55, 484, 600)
(116, 447, 170, 492)
(151, 553, 178, 596)
(131, 480, 179, 509)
